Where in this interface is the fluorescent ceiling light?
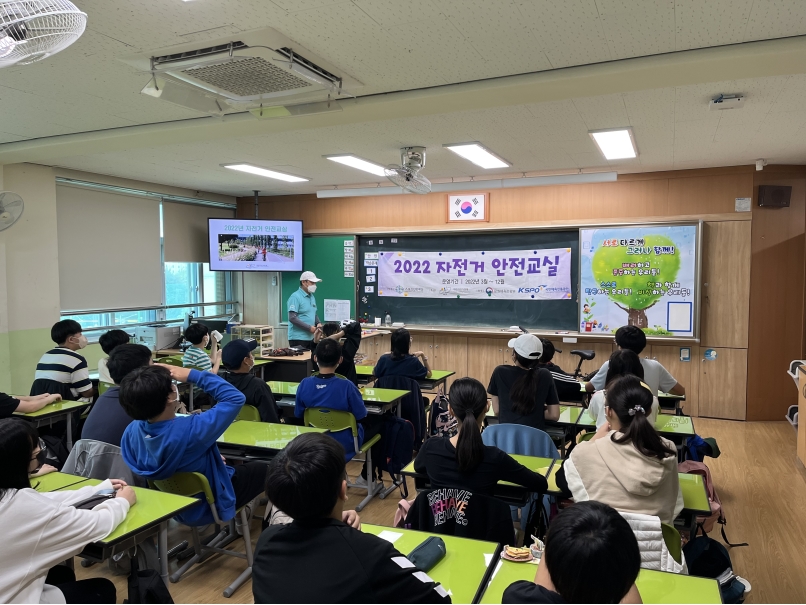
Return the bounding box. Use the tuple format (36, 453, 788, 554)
(222, 163, 308, 183)
(325, 155, 387, 177)
(589, 128, 638, 160)
(444, 142, 510, 169)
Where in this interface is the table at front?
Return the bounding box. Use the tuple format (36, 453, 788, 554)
(60, 479, 198, 588)
(268, 380, 410, 416)
(258, 351, 314, 382)
(14, 400, 91, 450)
(479, 558, 721, 604)
(355, 366, 456, 391)
(579, 382, 687, 413)
(216, 421, 328, 461)
(362, 524, 500, 604)
(547, 405, 695, 438)
(33, 471, 89, 492)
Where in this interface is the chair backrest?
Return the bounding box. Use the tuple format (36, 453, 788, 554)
(236, 405, 261, 422)
(661, 522, 682, 564)
(62, 439, 139, 485)
(481, 423, 559, 459)
(151, 471, 223, 524)
(98, 381, 114, 395)
(304, 407, 359, 450)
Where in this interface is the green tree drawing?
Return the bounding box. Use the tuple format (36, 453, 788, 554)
(591, 235, 681, 329)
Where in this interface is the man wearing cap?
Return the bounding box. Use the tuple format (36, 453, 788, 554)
(287, 271, 322, 351)
(221, 338, 280, 423)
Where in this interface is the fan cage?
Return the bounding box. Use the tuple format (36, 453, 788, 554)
(0, 0, 87, 67)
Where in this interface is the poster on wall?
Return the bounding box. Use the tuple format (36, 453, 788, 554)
(377, 248, 572, 300)
(579, 225, 698, 337)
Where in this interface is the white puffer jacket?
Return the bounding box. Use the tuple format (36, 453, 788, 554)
(619, 511, 687, 574)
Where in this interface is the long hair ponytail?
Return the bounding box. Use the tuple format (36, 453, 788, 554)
(606, 375, 675, 460)
(448, 377, 488, 472)
(510, 352, 541, 416)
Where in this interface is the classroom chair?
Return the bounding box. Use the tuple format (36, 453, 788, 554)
(98, 381, 114, 395)
(63, 439, 141, 485)
(150, 472, 254, 598)
(235, 405, 261, 422)
(481, 424, 559, 532)
(375, 375, 427, 447)
(661, 522, 683, 565)
(304, 407, 381, 512)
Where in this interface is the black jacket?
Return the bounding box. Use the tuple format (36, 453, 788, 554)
(222, 371, 279, 423)
(80, 387, 133, 447)
(252, 518, 451, 604)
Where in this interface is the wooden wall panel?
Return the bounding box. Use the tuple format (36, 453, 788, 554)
(699, 347, 748, 420)
(667, 172, 754, 216)
(747, 171, 806, 421)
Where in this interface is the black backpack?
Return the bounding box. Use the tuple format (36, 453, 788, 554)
(125, 556, 174, 604)
(684, 533, 747, 604)
(379, 415, 415, 476)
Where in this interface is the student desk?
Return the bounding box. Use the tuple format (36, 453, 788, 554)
(548, 406, 695, 438)
(216, 420, 327, 461)
(267, 380, 410, 416)
(61, 479, 198, 587)
(580, 383, 687, 413)
(33, 471, 90, 492)
(362, 524, 500, 604)
(479, 559, 721, 604)
(354, 365, 456, 391)
(14, 400, 90, 450)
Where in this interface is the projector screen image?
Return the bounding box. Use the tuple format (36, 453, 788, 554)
(208, 218, 303, 272)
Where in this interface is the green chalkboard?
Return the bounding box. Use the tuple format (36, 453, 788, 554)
(357, 231, 579, 330)
(281, 235, 356, 323)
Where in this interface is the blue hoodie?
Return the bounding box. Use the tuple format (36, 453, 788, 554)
(120, 369, 245, 526)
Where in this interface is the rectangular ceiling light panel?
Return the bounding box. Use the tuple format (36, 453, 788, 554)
(222, 163, 309, 182)
(325, 155, 387, 177)
(444, 142, 510, 169)
(589, 129, 638, 160)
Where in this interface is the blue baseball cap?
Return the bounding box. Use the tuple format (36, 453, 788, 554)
(222, 338, 257, 369)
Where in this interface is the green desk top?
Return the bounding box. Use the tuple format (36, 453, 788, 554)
(268, 380, 298, 396)
(679, 472, 710, 514)
(61, 479, 198, 544)
(218, 421, 327, 449)
(402, 454, 555, 487)
(580, 383, 685, 400)
(362, 524, 498, 604)
(356, 365, 374, 376)
(553, 406, 694, 436)
(14, 399, 89, 418)
(33, 472, 89, 492)
(480, 560, 721, 604)
(252, 359, 273, 366)
(268, 380, 410, 404)
(355, 366, 455, 383)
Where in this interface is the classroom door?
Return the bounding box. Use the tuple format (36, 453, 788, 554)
(648, 345, 698, 417)
(433, 335, 468, 389)
(698, 347, 747, 420)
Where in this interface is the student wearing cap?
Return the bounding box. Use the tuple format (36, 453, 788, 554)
(221, 339, 280, 423)
(538, 339, 584, 403)
(287, 271, 322, 351)
(487, 333, 560, 431)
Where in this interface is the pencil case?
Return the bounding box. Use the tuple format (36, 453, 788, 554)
(406, 536, 446, 573)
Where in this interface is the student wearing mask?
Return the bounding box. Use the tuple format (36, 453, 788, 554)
(96, 329, 130, 385)
(488, 333, 560, 431)
(415, 377, 547, 496)
(560, 374, 683, 524)
(221, 338, 280, 423)
(0, 418, 135, 604)
(374, 328, 431, 380)
(182, 323, 221, 373)
(287, 271, 323, 351)
(588, 349, 660, 429)
(31, 319, 95, 402)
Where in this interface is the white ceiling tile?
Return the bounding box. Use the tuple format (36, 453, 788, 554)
(744, 0, 806, 41)
(673, 0, 755, 50)
(572, 94, 630, 130)
(595, 0, 676, 60)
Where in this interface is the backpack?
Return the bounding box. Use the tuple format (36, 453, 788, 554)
(125, 554, 174, 604)
(379, 415, 415, 476)
(684, 533, 748, 604)
(429, 390, 457, 438)
(678, 460, 747, 547)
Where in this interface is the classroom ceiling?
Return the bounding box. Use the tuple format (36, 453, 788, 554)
(2, 0, 806, 196)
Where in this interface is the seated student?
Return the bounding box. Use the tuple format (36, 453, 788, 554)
(182, 322, 221, 373)
(374, 328, 432, 380)
(503, 501, 642, 604)
(31, 319, 94, 402)
(586, 326, 685, 397)
(221, 338, 280, 423)
(588, 350, 660, 429)
(295, 338, 382, 488)
(97, 329, 130, 385)
(316, 319, 362, 385)
(0, 392, 61, 418)
(119, 364, 267, 526)
(560, 374, 682, 524)
(81, 344, 152, 447)
(537, 339, 583, 402)
(415, 377, 547, 496)
(487, 333, 560, 430)
(252, 432, 451, 604)
(0, 418, 135, 604)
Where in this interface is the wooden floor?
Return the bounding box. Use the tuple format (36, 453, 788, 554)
(75, 418, 806, 603)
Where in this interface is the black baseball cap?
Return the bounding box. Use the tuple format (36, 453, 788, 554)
(540, 338, 562, 362)
(222, 338, 258, 369)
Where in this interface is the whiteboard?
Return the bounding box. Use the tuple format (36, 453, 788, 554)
(579, 224, 699, 338)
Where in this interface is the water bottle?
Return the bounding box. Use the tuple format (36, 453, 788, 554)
(385, 311, 392, 327)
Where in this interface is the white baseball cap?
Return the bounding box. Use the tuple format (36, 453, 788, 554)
(300, 271, 322, 282)
(508, 333, 543, 359)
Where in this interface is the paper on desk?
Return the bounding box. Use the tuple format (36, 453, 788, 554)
(484, 552, 494, 567)
(377, 530, 403, 543)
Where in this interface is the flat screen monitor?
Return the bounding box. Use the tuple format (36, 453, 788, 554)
(208, 218, 303, 272)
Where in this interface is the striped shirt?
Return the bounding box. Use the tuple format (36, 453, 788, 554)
(34, 348, 92, 400)
(183, 346, 212, 371)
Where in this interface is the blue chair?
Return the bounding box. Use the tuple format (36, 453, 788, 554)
(481, 423, 560, 531)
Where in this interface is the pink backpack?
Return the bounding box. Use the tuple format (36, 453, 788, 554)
(678, 460, 747, 546)
(394, 498, 414, 528)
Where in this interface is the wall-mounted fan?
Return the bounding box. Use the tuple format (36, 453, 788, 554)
(385, 146, 431, 194)
(0, 191, 24, 230)
(0, 0, 87, 68)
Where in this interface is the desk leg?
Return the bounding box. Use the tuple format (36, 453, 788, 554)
(66, 413, 73, 451)
(159, 521, 170, 588)
(189, 386, 194, 413)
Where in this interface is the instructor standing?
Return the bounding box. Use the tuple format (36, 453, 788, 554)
(287, 271, 322, 351)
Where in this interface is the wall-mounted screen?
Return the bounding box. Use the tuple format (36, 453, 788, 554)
(208, 218, 303, 272)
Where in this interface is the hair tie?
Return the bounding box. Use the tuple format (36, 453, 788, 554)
(628, 405, 645, 416)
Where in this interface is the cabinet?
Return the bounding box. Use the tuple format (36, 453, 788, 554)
(433, 335, 468, 389)
(467, 337, 509, 386)
(698, 347, 747, 420)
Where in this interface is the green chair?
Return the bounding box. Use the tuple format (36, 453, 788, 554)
(304, 407, 381, 512)
(151, 472, 254, 598)
(661, 522, 683, 564)
(579, 432, 595, 442)
(235, 405, 260, 422)
(98, 381, 114, 395)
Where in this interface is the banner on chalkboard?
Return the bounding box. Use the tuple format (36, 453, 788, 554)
(377, 248, 572, 300)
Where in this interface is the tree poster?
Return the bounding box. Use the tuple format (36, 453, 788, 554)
(579, 225, 698, 337)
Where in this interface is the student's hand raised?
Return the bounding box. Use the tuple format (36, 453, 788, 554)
(157, 364, 192, 383)
(342, 509, 361, 529)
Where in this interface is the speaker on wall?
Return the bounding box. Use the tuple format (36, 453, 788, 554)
(758, 185, 792, 208)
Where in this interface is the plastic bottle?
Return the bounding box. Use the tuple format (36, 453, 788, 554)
(385, 311, 392, 327)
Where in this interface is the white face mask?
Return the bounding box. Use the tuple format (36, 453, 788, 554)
(307, 284, 317, 294)
(74, 334, 88, 349)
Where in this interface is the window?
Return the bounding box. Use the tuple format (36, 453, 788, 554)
(165, 262, 232, 320)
